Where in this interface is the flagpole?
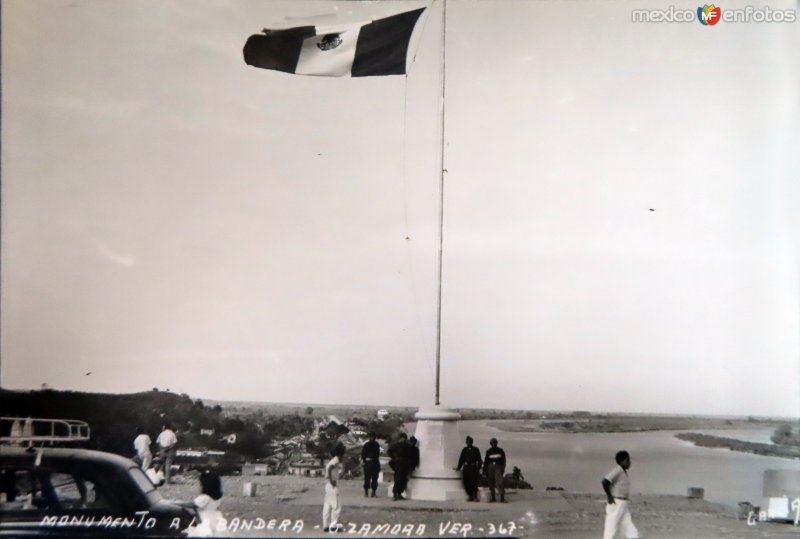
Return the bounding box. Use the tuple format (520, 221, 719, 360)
(408, 0, 464, 501)
(434, 0, 448, 407)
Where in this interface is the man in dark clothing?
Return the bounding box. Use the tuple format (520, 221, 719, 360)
(408, 436, 420, 473)
(483, 438, 507, 502)
(388, 433, 411, 501)
(456, 436, 482, 501)
(361, 432, 381, 497)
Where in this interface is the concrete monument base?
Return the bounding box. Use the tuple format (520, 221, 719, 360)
(405, 407, 464, 501)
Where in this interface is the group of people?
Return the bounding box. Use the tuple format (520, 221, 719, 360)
(134, 423, 225, 537)
(455, 437, 639, 538)
(132, 423, 179, 485)
(455, 436, 507, 503)
(321, 432, 422, 532)
(130, 423, 638, 538)
(351, 433, 639, 539)
(320, 432, 419, 532)
(360, 433, 508, 503)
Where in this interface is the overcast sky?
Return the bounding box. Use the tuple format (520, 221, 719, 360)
(2, 0, 798, 417)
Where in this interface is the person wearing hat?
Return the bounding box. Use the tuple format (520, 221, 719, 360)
(483, 438, 507, 502)
(361, 432, 381, 498)
(146, 458, 165, 486)
(456, 436, 482, 501)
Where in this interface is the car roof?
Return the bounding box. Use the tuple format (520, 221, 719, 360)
(0, 446, 136, 469)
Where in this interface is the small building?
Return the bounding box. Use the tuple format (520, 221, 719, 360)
(288, 459, 326, 477)
(200, 428, 215, 436)
(377, 409, 389, 420)
(243, 462, 269, 476)
(763, 469, 800, 523)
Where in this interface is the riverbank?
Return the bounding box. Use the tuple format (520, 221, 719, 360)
(486, 416, 785, 435)
(675, 432, 800, 460)
(157, 475, 798, 538)
(487, 416, 800, 461)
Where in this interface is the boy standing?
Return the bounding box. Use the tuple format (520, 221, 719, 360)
(323, 444, 346, 532)
(601, 450, 641, 539)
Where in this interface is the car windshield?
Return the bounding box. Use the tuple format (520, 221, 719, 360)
(128, 466, 164, 505)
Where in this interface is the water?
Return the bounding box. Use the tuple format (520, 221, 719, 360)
(437, 419, 800, 508)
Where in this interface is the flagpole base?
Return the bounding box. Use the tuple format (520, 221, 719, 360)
(406, 407, 464, 501)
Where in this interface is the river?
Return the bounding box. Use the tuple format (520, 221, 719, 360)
(431, 420, 800, 508)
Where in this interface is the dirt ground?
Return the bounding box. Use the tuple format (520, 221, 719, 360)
(157, 474, 800, 538)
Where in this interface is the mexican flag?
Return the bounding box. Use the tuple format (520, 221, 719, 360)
(243, 8, 426, 77)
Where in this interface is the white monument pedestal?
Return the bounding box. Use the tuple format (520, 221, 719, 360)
(405, 407, 464, 501)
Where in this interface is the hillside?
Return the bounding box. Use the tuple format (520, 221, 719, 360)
(0, 388, 310, 459)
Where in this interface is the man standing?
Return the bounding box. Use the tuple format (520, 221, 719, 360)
(456, 436, 482, 501)
(322, 443, 346, 532)
(408, 436, 420, 475)
(361, 432, 380, 498)
(388, 433, 411, 501)
(601, 450, 641, 539)
(156, 422, 178, 484)
(483, 438, 506, 503)
(133, 427, 153, 471)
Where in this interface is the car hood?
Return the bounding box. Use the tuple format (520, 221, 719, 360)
(163, 499, 196, 510)
(149, 498, 196, 515)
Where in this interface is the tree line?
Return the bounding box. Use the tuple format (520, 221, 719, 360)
(0, 388, 315, 460)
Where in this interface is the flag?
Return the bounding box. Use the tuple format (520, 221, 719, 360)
(243, 8, 426, 77)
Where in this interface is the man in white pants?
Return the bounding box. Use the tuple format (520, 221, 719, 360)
(133, 427, 153, 471)
(156, 423, 178, 484)
(323, 444, 346, 532)
(601, 450, 641, 539)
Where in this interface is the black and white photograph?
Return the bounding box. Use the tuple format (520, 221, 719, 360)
(2, 0, 799, 537)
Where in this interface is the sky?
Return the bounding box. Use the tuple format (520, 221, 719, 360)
(2, 0, 799, 417)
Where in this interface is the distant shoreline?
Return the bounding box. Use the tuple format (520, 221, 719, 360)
(485, 416, 782, 434)
(487, 421, 672, 434)
(675, 432, 800, 460)
(483, 418, 800, 460)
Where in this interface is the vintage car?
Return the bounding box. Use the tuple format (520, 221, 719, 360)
(0, 447, 196, 537)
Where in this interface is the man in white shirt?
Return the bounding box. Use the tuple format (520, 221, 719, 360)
(601, 450, 641, 539)
(133, 427, 153, 470)
(156, 423, 178, 484)
(146, 459, 165, 486)
(322, 444, 346, 532)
